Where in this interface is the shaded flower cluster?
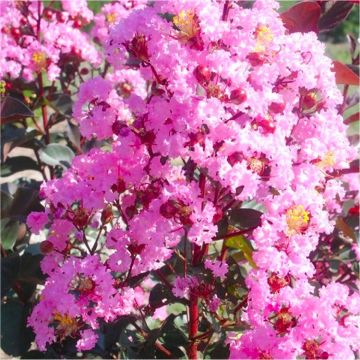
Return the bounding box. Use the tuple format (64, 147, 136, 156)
(0, 0, 100, 82)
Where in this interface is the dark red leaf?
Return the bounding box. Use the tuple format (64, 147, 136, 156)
(344, 112, 360, 125)
(332, 61, 360, 85)
(353, 54, 360, 66)
(348, 205, 360, 216)
(318, 2, 354, 32)
(333, 159, 360, 176)
(0, 96, 34, 124)
(281, 2, 321, 34)
(347, 64, 360, 75)
(347, 34, 358, 58)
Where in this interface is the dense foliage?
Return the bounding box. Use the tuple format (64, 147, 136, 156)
(1, 1, 359, 359)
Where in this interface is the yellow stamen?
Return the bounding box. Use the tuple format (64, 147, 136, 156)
(32, 51, 47, 70)
(255, 25, 273, 43)
(248, 157, 264, 175)
(106, 12, 117, 25)
(317, 151, 335, 169)
(53, 313, 76, 327)
(286, 205, 310, 235)
(71, 274, 95, 292)
(254, 25, 273, 52)
(53, 312, 79, 340)
(173, 10, 199, 40)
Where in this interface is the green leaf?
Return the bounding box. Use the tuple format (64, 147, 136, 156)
(39, 144, 75, 168)
(1, 301, 34, 356)
(225, 235, 257, 268)
(1, 218, 20, 250)
(23, 90, 35, 99)
(1, 156, 41, 177)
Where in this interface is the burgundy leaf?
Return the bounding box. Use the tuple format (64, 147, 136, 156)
(344, 112, 360, 125)
(0, 96, 34, 124)
(318, 1, 354, 32)
(332, 61, 360, 85)
(347, 34, 358, 58)
(281, 2, 321, 34)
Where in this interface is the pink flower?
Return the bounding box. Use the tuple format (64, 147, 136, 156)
(172, 276, 199, 299)
(27, 212, 48, 234)
(204, 259, 228, 280)
(76, 329, 98, 351)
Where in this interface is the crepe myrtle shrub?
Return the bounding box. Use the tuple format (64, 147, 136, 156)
(1, 0, 359, 359)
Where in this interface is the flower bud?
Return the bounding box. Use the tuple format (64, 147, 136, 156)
(44, 8, 54, 20)
(302, 91, 317, 110)
(193, 65, 211, 85)
(40, 240, 54, 254)
(160, 200, 178, 219)
(73, 18, 83, 29)
(247, 52, 266, 66)
(101, 205, 113, 224)
(227, 151, 243, 166)
(111, 178, 126, 193)
(229, 88, 247, 105)
(80, 67, 89, 75)
(56, 12, 67, 23)
(269, 101, 285, 114)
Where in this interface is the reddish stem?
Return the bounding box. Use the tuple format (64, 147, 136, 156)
(219, 243, 228, 262)
(341, 84, 349, 114)
(36, 2, 48, 144)
(222, 0, 231, 21)
(36, 2, 55, 179)
(199, 172, 206, 199)
(38, 73, 49, 145)
(234, 295, 248, 315)
(188, 290, 199, 359)
(187, 244, 203, 359)
(123, 254, 136, 284)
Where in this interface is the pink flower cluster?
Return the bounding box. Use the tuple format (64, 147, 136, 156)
(92, 0, 147, 46)
(0, 0, 100, 82)
(27, 0, 359, 357)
